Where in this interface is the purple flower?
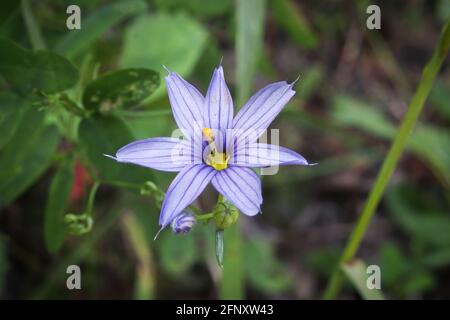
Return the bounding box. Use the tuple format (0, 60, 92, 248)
(171, 211, 196, 234)
(109, 65, 311, 229)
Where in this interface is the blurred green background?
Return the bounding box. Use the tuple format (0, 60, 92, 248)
(0, 0, 449, 299)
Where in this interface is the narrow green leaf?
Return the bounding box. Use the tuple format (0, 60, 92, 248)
(120, 12, 208, 101)
(154, 0, 232, 18)
(270, 0, 318, 49)
(78, 114, 153, 185)
(236, 0, 266, 106)
(332, 95, 450, 187)
(341, 259, 384, 300)
(21, 0, 46, 50)
(0, 92, 25, 149)
(82, 68, 160, 111)
(44, 157, 74, 253)
(54, 0, 148, 59)
(0, 106, 60, 208)
(122, 212, 155, 300)
(332, 95, 395, 139)
(0, 38, 79, 94)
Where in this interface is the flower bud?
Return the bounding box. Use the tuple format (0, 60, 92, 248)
(171, 212, 196, 234)
(213, 201, 239, 230)
(64, 213, 93, 235)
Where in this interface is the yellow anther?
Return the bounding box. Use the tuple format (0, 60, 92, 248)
(202, 127, 215, 143)
(202, 127, 229, 171)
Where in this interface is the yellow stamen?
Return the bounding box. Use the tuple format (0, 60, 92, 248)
(202, 127, 229, 171)
(206, 152, 230, 171)
(202, 127, 215, 143)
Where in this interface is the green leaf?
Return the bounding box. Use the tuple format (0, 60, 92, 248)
(54, 0, 148, 59)
(120, 12, 208, 101)
(243, 237, 292, 294)
(332, 95, 450, 187)
(270, 0, 318, 49)
(236, 0, 267, 105)
(379, 242, 409, 287)
(0, 106, 60, 208)
(401, 272, 436, 296)
(0, 92, 25, 149)
(121, 110, 176, 139)
(386, 184, 450, 247)
(154, 0, 232, 17)
(78, 114, 153, 185)
(44, 157, 74, 253)
(409, 125, 450, 188)
(159, 232, 197, 276)
(430, 79, 450, 120)
(341, 259, 384, 300)
(82, 68, 160, 112)
(0, 38, 79, 94)
(332, 95, 395, 139)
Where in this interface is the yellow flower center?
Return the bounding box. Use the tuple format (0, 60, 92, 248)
(202, 127, 229, 171)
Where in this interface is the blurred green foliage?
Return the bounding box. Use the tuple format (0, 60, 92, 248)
(0, 0, 448, 300)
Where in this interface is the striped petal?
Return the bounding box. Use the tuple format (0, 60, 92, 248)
(165, 71, 204, 138)
(232, 81, 295, 142)
(232, 143, 309, 167)
(112, 137, 192, 172)
(211, 167, 262, 216)
(205, 66, 233, 130)
(159, 164, 216, 228)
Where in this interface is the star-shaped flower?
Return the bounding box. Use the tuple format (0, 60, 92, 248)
(109, 65, 311, 230)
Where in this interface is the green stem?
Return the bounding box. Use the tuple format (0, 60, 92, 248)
(219, 223, 244, 299)
(32, 206, 121, 298)
(103, 180, 141, 190)
(21, 0, 46, 50)
(86, 181, 100, 215)
(196, 213, 214, 221)
(323, 20, 450, 300)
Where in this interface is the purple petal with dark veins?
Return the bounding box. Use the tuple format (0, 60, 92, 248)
(159, 164, 216, 228)
(232, 143, 309, 167)
(205, 66, 233, 130)
(211, 167, 262, 216)
(112, 137, 193, 172)
(232, 81, 295, 141)
(165, 71, 204, 138)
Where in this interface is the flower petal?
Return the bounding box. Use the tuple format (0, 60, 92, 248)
(205, 66, 233, 130)
(165, 71, 204, 138)
(232, 81, 295, 141)
(232, 143, 309, 167)
(159, 164, 215, 228)
(113, 137, 193, 172)
(211, 167, 262, 216)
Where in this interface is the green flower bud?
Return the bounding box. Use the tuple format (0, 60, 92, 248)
(213, 201, 239, 230)
(65, 213, 93, 235)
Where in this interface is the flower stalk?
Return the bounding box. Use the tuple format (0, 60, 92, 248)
(323, 19, 450, 300)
